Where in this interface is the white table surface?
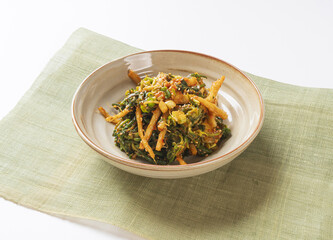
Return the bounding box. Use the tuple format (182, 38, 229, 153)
(0, 0, 332, 239)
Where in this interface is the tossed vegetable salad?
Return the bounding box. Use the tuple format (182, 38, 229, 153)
(98, 70, 231, 165)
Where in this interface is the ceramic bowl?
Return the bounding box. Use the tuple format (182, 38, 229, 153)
(72, 50, 264, 179)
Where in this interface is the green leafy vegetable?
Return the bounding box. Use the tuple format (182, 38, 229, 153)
(103, 72, 231, 165)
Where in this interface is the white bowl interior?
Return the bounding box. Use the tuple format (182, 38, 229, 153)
(73, 51, 262, 165)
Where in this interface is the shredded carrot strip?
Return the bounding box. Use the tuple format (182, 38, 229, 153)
(98, 107, 110, 118)
(139, 108, 161, 149)
(206, 76, 225, 103)
(136, 106, 155, 161)
(207, 112, 217, 128)
(156, 129, 167, 151)
(190, 95, 228, 120)
(106, 108, 130, 123)
(155, 112, 168, 151)
(206, 76, 225, 127)
(176, 155, 187, 165)
(128, 69, 141, 84)
(189, 143, 197, 156)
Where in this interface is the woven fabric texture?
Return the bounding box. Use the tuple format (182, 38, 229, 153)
(0, 28, 332, 240)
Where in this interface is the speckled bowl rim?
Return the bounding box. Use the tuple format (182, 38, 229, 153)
(71, 50, 265, 172)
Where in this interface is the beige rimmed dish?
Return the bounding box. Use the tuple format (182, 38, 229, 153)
(72, 50, 264, 179)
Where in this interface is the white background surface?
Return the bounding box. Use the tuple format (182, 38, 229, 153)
(0, 0, 332, 239)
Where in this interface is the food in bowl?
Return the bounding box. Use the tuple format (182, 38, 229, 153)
(98, 70, 231, 165)
(72, 50, 264, 178)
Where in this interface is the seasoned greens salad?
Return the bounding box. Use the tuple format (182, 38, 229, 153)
(98, 70, 231, 165)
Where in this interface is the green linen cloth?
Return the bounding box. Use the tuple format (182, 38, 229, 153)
(0, 28, 332, 240)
